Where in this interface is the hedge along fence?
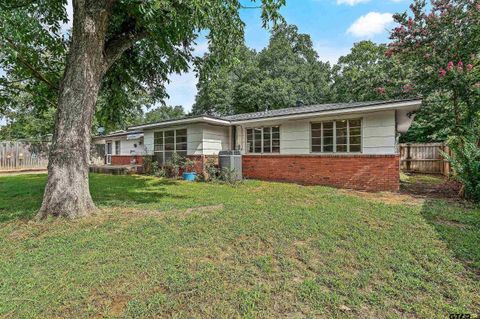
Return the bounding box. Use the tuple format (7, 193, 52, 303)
(0, 140, 50, 172)
(399, 143, 451, 175)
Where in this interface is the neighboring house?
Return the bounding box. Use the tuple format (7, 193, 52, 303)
(95, 99, 421, 191)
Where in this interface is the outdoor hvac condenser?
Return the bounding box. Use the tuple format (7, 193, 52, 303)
(218, 150, 242, 180)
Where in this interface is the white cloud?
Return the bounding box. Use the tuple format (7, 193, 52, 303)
(314, 42, 351, 65)
(336, 0, 370, 6)
(347, 12, 393, 38)
(165, 70, 198, 112)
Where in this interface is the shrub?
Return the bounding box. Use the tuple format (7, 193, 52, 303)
(164, 153, 184, 178)
(142, 156, 154, 175)
(443, 134, 480, 202)
(183, 158, 196, 173)
(204, 158, 219, 182)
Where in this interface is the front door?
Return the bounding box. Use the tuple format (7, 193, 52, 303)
(106, 142, 112, 164)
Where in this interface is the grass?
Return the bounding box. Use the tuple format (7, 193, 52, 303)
(0, 173, 479, 318)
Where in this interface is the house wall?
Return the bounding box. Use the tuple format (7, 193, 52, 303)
(242, 154, 400, 191)
(105, 137, 145, 155)
(143, 123, 229, 156)
(235, 110, 397, 155)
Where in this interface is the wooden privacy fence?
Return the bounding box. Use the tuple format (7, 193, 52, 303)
(399, 143, 451, 175)
(0, 140, 50, 172)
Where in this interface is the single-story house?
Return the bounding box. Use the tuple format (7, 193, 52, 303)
(94, 98, 421, 191)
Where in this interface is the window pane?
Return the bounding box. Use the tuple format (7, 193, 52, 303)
(254, 128, 262, 153)
(349, 119, 361, 128)
(350, 127, 361, 136)
(164, 151, 173, 163)
(337, 144, 347, 152)
(176, 151, 187, 158)
(154, 132, 163, 152)
(323, 144, 333, 152)
(312, 137, 322, 146)
(350, 136, 361, 145)
(263, 128, 271, 153)
(246, 129, 253, 153)
(176, 143, 187, 151)
(311, 129, 321, 138)
(312, 145, 321, 152)
(164, 130, 175, 151)
(350, 144, 361, 152)
(311, 123, 321, 130)
(318, 121, 334, 153)
(323, 122, 333, 130)
(154, 153, 164, 165)
(336, 120, 347, 147)
(323, 137, 333, 146)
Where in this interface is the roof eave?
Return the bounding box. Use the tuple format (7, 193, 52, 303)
(230, 99, 422, 124)
(128, 116, 231, 130)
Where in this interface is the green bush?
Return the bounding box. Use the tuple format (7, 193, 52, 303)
(443, 134, 480, 202)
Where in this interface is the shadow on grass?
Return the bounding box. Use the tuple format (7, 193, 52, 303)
(0, 174, 187, 223)
(420, 198, 480, 277)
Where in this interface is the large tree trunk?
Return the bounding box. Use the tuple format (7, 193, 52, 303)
(37, 0, 111, 219)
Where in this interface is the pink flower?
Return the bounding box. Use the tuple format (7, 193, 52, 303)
(467, 64, 473, 71)
(402, 84, 413, 92)
(439, 68, 447, 77)
(376, 87, 386, 94)
(385, 49, 393, 58)
(457, 61, 464, 72)
(447, 61, 454, 71)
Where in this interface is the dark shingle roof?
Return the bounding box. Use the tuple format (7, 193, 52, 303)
(223, 99, 421, 122)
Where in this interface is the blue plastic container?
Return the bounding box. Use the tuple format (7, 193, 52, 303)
(182, 172, 197, 181)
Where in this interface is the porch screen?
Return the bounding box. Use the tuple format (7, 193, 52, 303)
(246, 126, 280, 154)
(154, 129, 187, 165)
(311, 119, 362, 153)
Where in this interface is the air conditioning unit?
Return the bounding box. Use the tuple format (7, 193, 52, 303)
(218, 150, 242, 180)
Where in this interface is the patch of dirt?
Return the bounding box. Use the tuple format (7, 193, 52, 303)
(400, 173, 463, 200)
(340, 189, 424, 206)
(433, 217, 467, 228)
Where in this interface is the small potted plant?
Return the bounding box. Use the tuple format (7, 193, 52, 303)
(182, 158, 197, 181)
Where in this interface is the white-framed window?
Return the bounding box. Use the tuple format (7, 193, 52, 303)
(311, 119, 362, 153)
(153, 128, 187, 164)
(115, 140, 121, 155)
(246, 126, 280, 154)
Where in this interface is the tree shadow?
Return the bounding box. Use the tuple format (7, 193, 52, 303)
(0, 174, 190, 223)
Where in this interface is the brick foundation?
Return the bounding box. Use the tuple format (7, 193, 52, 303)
(242, 154, 400, 192)
(110, 155, 144, 166)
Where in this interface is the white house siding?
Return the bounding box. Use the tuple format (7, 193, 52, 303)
(235, 110, 397, 155)
(142, 123, 229, 156)
(104, 137, 145, 155)
(201, 124, 230, 155)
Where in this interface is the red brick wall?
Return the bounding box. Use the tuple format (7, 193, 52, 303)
(110, 155, 144, 166)
(242, 155, 400, 191)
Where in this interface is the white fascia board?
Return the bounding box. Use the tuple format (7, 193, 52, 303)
(129, 116, 231, 130)
(232, 100, 422, 125)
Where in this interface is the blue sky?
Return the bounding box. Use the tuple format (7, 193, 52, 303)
(1, 0, 412, 126)
(166, 0, 413, 112)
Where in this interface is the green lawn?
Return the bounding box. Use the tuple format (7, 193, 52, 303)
(0, 173, 479, 318)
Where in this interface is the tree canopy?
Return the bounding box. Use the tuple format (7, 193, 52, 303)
(192, 24, 331, 115)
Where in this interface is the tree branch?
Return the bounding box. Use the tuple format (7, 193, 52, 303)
(103, 31, 148, 73)
(4, 38, 57, 90)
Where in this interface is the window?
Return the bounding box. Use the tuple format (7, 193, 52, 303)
(246, 126, 280, 154)
(115, 141, 121, 155)
(311, 119, 362, 153)
(153, 129, 187, 165)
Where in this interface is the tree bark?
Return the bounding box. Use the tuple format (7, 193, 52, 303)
(37, 0, 112, 219)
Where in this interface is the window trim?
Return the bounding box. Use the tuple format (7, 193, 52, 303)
(310, 118, 363, 154)
(153, 128, 188, 164)
(245, 125, 280, 154)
